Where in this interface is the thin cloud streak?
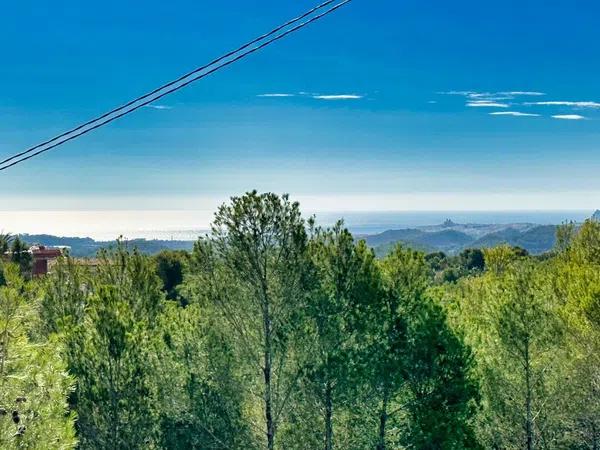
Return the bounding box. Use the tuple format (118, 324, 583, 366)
(437, 90, 476, 96)
(490, 111, 540, 117)
(144, 104, 173, 110)
(499, 91, 546, 96)
(312, 94, 363, 100)
(525, 101, 600, 108)
(257, 93, 296, 97)
(468, 94, 513, 101)
(467, 101, 510, 108)
(256, 92, 363, 100)
(552, 114, 586, 120)
(439, 90, 546, 99)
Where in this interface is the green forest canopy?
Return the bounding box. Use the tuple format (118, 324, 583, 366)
(1, 192, 598, 449)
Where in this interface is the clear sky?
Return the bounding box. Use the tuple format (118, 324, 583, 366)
(1, 0, 600, 212)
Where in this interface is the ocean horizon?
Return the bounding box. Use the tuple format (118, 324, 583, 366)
(0, 209, 594, 241)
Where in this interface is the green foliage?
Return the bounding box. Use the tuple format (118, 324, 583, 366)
(483, 244, 528, 273)
(459, 248, 486, 272)
(189, 191, 313, 450)
(154, 303, 252, 449)
(38, 243, 165, 449)
(0, 264, 77, 449)
(372, 246, 479, 449)
(10, 237, 32, 279)
(550, 220, 600, 447)
(0, 233, 13, 255)
(153, 250, 189, 303)
(38, 257, 87, 337)
(426, 248, 488, 284)
(555, 221, 576, 253)
(7, 193, 600, 450)
(299, 222, 380, 450)
(74, 285, 159, 449)
(449, 258, 570, 449)
(400, 300, 480, 449)
(425, 251, 447, 272)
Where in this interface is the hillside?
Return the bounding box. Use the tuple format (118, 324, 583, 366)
(15, 220, 567, 258)
(363, 229, 475, 256)
(362, 222, 559, 256)
(470, 225, 557, 254)
(20, 234, 195, 257)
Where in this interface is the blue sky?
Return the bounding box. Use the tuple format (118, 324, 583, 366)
(1, 0, 600, 212)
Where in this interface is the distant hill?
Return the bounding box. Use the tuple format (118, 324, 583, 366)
(470, 225, 557, 254)
(19, 234, 195, 258)
(362, 222, 559, 257)
(363, 228, 475, 256)
(419, 229, 475, 249)
(593, 210, 600, 221)
(17, 218, 567, 259)
(371, 240, 434, 258)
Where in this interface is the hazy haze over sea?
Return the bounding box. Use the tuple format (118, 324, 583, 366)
(0, 210, 594, 241)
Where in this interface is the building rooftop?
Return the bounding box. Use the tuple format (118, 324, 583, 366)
(30, 245, 63, 258)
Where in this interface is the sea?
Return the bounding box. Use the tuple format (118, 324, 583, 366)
(0, 210, 594, 242)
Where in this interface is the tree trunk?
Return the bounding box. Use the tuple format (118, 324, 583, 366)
(263, 292, 275, 450)
(376, 390, 388, 450)
(524, 340, 533, 450)
(264, 361, 274, 450)
(324, 381, 333, 450)
(108, 358, 120, 450)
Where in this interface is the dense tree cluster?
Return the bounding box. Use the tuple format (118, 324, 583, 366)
(0, 192, 598, 449)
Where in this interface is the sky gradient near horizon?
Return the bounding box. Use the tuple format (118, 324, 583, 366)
(1, 0, 600, 212)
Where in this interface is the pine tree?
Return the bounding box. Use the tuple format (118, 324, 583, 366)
(65, 244, 164, 449)
(0, 264, 77, 449)
(189, 191, 312, 450)
(303, 222, 380, 450)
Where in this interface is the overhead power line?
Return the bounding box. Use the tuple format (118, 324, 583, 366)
(0, 0, 339, 168)
(0, 0, 352, 172)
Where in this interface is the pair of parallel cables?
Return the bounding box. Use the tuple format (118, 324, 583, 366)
(0, 0, 352, 171)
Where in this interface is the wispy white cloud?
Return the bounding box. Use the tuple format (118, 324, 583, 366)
(144, 104, 173, 110)
(466, 92, 491, 98)
(257, 93, 295, 98)
(437, 90, 599, 120)
(257, 92, 364, 100)
(499, 91, 546, 96)
(438, 91, 475, 96)
(525, 101, 600, 108)
(467, 93, 513, 101)
(312, 94, 363, 100)
(467, 101, 509, 108)
(439, 90, 546, 101)
(552, 114, 586, 120)
(490, 111, 540, 117)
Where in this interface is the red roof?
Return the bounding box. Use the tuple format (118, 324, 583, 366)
(31, 246, 62, 258)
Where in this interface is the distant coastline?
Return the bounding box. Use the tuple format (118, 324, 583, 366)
(11, 209, 597, 258)
(1, 209, 593, 241)
(313, 210, 593, 235)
